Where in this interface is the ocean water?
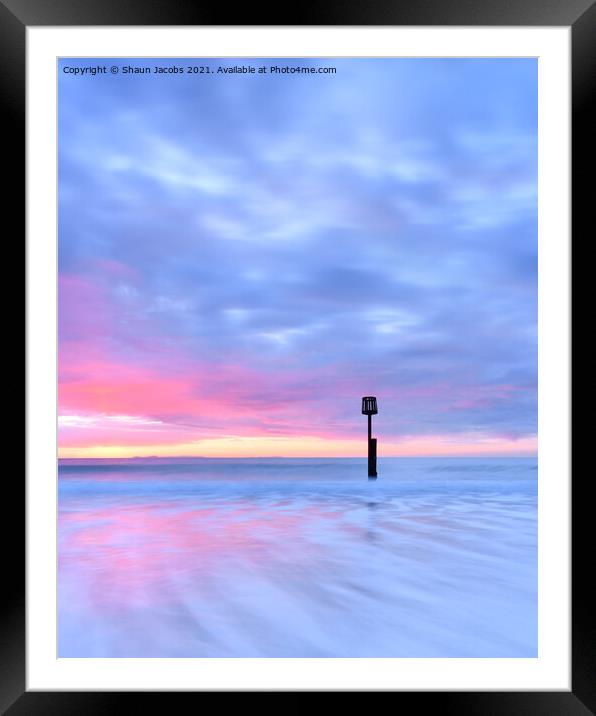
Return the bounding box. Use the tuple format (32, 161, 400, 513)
(58, 457, 537, 658)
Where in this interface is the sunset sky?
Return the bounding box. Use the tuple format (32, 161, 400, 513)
(58, 58, 537, 458)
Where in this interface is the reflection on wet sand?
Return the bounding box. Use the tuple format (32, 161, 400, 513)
(59, 457, 537, 657)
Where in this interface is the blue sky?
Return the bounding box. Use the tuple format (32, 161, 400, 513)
(58, 58, 538, 457)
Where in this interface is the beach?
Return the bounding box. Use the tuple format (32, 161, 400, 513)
(58, 457, 537, 658)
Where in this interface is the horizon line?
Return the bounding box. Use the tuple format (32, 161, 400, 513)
(58, 453, 538, 460)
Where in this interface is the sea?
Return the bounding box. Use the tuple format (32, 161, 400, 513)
(58, 457, 537, 658)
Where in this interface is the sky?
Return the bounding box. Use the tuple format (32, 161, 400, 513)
(58, 58, 537, 458)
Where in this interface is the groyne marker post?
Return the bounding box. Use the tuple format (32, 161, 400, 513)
(362, 396, 378, 478)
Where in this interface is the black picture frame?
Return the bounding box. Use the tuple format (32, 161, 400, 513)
(11, 0, 588, 709)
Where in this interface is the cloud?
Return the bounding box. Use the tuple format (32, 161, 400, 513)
(58, 58, 537, 455)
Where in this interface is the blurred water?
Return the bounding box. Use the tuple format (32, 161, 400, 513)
(58, 457, 537, 657)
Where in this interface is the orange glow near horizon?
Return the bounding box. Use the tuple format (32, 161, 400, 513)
(58, 434, 538, 459)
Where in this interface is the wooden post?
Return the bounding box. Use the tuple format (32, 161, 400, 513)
(362, 396, 378, 479)
(368, 437, 377, 478)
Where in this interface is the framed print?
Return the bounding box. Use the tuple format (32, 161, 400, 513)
(12, 0, 589, 710)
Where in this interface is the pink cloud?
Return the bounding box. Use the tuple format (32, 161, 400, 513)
(57, 273, 536, 456)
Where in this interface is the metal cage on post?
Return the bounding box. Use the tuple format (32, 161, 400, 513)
(362, 396, 378, 478)
(362, 397, 378, 416)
